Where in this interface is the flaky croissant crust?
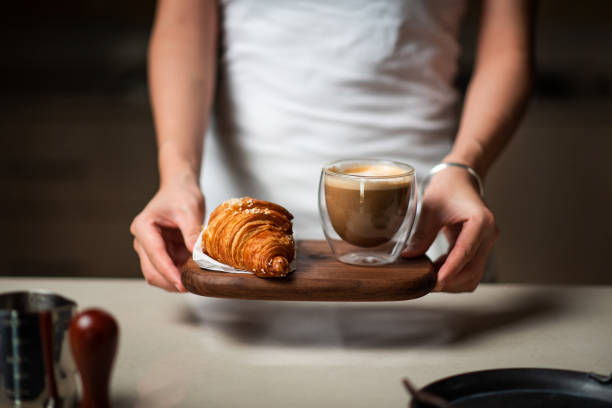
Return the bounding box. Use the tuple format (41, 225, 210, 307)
(203, 197, 295, 277)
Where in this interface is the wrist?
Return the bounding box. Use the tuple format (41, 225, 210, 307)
(158, 141, 201, 188)
(429, 162, 484, 198)
(443, 143, 488, 180)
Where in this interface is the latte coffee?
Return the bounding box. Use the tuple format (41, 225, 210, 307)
(324, 164, 412, 247)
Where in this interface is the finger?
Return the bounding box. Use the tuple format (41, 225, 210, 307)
(442, 234, 496, 293)
(175, 214, 203, 253)
(430, 253, 448, 292)
(441, 224, 461, 249)
(132, 218, 185, 291)
(175, 200, 205, 252)
(164, 229, 192, 267)
(436, 218, 486, 290)
(134, 239, 179, 292)
(402, 204, 443, 257)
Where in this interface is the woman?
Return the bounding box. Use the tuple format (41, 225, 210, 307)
(131, 0, 535, 293)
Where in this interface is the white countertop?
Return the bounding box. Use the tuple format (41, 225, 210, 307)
(2, 278, 612, 407)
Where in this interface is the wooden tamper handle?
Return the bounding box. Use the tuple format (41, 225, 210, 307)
(69, 308, 119, 408)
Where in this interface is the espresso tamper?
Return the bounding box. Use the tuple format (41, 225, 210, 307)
(69, 309, 119, 408)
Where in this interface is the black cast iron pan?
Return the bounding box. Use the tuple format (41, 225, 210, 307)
(409, 368, 612, 408)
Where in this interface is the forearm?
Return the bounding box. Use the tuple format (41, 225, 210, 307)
(445, 51, 533, 178)
(149, 0, 218, 187)
(445, 0, 536, 179)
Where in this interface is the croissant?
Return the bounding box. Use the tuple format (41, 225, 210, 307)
(203, 197, 295, 277)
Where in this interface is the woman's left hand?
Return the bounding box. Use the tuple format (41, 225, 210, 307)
(401, 166, 499, 292)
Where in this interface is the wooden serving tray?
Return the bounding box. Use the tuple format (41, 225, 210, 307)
(181, 240, 436, 302)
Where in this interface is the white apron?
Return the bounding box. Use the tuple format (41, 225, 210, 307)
(201, 0, 467, 244)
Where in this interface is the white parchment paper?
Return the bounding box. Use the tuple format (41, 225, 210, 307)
(192, 230, 296, 274)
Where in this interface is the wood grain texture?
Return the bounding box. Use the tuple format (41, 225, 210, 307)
(181, 240, 436, 302)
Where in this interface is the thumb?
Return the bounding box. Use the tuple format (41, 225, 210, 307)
(175, 205, 205, 252)
(402, 205, 442, 258)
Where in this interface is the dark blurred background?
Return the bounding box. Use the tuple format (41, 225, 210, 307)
(1, 1, 611, 284)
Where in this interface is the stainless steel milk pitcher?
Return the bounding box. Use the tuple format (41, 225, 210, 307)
(0, 291, 78, 408)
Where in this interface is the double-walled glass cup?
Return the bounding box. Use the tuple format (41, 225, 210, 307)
(318, 159, 418, 265)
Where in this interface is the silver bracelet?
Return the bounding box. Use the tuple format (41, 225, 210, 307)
(428, 162, 485, 198)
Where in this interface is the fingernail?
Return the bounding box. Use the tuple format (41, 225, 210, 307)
(175, 283, 184, 292)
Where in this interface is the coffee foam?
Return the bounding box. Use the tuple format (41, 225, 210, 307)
(326, 165, 412, 190)
(339, 165, 408, 177)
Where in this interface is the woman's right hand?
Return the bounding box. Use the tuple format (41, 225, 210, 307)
(130, 178, 205, 292)
(138, 0, 217, 291)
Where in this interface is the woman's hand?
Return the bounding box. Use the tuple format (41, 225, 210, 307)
(402, 167, 499, 292)
(130, 178, 204, 292)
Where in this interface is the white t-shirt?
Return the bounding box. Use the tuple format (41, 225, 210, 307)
(201, 0, 467, 240)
